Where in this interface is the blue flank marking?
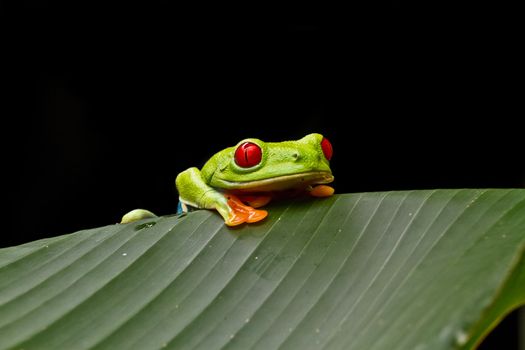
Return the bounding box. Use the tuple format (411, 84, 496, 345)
(177, 201, 196, 214)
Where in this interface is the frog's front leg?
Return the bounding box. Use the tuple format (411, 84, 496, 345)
(176, 168, 267, 226)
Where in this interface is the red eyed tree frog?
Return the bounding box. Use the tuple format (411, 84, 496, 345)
(121, 133, 334, 226)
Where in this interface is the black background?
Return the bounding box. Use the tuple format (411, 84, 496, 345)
(2, 2, 523, 348)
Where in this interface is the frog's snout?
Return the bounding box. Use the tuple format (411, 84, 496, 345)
(322, 173, 335, 184)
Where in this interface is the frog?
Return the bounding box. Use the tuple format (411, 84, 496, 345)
(121, 133, 334, 226)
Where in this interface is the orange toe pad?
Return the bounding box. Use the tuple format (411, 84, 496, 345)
(225, 194, 268, 226)
(310, 185, 335, 197)
(238, 195, 272, 208)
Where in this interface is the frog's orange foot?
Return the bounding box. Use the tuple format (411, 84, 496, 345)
(309, 185, 335, 197)
(237, 194, 272, 208)
(225, 194, 268, 226)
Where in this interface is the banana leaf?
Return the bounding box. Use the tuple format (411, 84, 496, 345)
(0, 189, 523, 349)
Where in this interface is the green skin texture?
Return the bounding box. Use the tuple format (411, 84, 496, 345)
(175, 133, 334, 222)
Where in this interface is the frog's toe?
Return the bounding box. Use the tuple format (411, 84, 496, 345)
(225, 194, 268, 225)
(225, 211, 249, 226)
(239, 195, 272, 208)
(246, 209, 268, 223)
(121, 209, 157, 224)
(309, 185, 335, 197)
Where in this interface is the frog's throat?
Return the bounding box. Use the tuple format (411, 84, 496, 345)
(213, 171, 334, 192)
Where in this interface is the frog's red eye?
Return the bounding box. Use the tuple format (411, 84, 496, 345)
(321, 137, 333, 161)
(234, 142, 262, 168)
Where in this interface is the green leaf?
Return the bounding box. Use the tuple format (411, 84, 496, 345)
(0, 189, 524, 350)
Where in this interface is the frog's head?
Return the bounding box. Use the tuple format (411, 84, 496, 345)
(206, 133, 334, 192)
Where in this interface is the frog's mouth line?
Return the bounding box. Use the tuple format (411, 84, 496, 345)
(216, 171, 334, 192)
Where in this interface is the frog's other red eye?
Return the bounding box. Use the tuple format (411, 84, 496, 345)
(234, 142, 262, 168)
(321, 137, 333, 161)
